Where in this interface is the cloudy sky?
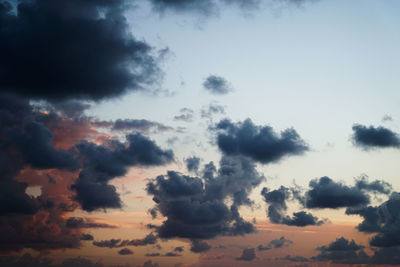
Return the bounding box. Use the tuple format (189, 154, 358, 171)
(1, 0, 400, 266)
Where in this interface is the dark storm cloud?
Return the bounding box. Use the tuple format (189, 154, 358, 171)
(65, 217, 117, 229)
(352, 124, 400, 149)
(236, 248, 256, 261)
(72, 133, 173, 211)
(0, 0, 162, 101)
(215, 119, 309, 164)
(303, 177, 370, 209)
(261, 187, 324, 227)
(203, 75, 232, 95)
(258, 236, 293, 251)
(346, 192, 400, 248)
(185, 156, 201, 173)
(190, 240, 212, 253)
(80, 234, 94, 241)
(146, 155, 264, 239)
(118, 248, 134, 255)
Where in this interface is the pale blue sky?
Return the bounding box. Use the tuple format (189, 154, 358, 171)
(89, 0, 400, 193)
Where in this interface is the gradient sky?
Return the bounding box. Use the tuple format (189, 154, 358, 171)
(1, 0, 400, 267)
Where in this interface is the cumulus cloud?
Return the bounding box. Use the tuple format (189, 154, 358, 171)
(261, 187, 324, 227)
(0, 0, 162, 101)
(258, 236, 293, 251)
(203, 75, 232, 95)
(236, 248, 256, 261)
(303, 177, 370, 209)
(352, 124, 400, 149)
(72, 134, 173, 211)
(146, 155, 264, 239)
(346, 192, 400, 247)
(215, 119, 309, 164)
(301, 176, 391, 210)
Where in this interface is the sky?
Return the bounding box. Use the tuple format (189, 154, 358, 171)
(1, 0, 400, 266)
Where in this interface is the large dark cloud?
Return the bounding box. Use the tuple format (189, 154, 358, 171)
(203, 75, 232, 95)
(303, 177, 370, 209)
(258, 236, 293, 251)
(215, 119, 309, 164)
(0, 0, 162, 101)
(72, 133, 173, 211)
(146, 155, 264, 239)
(346, 192, 400, 247)
(261, 187, 324, 227)
(0, 94, 87, 251)
(352, 124, 400, 149)
(300, 176, 391, 210)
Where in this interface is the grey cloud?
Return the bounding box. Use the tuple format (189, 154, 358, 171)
(215, 119, 309, 164)
(146, 155, 263, 239)
(258, 236, 293, 251)
(352, 124, 400, 149)
(0, 0, 162, 101)
(203, 75, 232, 95)
(261, 187, 324, 227)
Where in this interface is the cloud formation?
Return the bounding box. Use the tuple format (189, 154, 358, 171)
(352, 124, 400, 149)
(146, 155, 264, 239)
(261, 187, 324, 227)
(215, 119, 309, 164)
(203, 75, 232, 95)
(72, 134, 173, 211)
(302, 176, 391, 209)
(0, 0, 162, 101)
